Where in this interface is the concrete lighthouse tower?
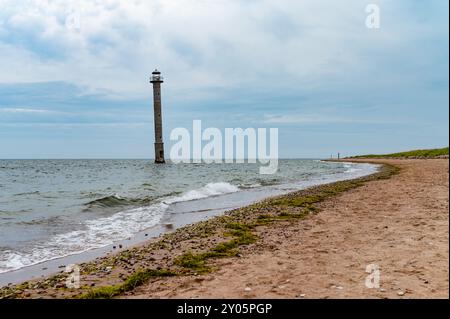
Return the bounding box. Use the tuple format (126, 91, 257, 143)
(150, 69, 165, 163)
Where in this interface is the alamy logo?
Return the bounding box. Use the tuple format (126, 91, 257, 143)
(170, 120, 279, 174)
(365, 4, 381, 29)
(365, 263, 380, 288)
(65, 6, 81, 31)
(65, 264, 80, 289)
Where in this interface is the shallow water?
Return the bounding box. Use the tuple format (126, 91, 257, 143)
(0, 159, 377, 273)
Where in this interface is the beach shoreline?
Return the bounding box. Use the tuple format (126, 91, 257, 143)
(0, 158, 448, 299)
(0, 160, 377, 288)
(126, 158, 447, 299)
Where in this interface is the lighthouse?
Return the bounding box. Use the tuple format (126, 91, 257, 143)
(150, 69, 165, 163)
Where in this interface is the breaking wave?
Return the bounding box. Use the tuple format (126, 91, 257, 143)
(0, 182, 241, 273)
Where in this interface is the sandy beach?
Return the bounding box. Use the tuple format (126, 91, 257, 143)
(0, 158, 448, 299)
(126, 159, 449, 299)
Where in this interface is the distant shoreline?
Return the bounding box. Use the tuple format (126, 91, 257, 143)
(346, 147, 449, 159)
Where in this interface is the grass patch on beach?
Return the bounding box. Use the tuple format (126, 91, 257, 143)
(82, 268, 176, 299)
(254, 210, 310, 225)
(267, 181, 363, 209)
(84, 285, 121, 299)
(174, 223, 257, 273)
(351, 147, 449, 159)
(174, 251, 212, 273)
(277, 210, 310, 219)
(270, 194, 324, 207)
(122, 269, 175, 291)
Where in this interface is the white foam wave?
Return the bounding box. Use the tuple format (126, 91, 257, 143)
(0, 182, 240, 273)
(165, 182, 239, 204)
(239, 183, 262, 189)
(0, 203, 167, 273)
(343, 163, 363, 173)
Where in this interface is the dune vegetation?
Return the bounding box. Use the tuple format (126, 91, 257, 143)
(350, 147, 448, 159)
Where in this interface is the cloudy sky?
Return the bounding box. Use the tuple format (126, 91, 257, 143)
(0, 0, 448, 158)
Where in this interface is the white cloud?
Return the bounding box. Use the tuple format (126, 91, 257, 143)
(0, 0, 447, 101)
(263, 113, 403, 125)
(0, 122, 149, 127)
(0, 107, 54, 113)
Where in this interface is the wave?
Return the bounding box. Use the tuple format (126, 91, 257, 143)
(239, 178, 280, 189)
(0, 203, 167, 273)
(0, 181, 241, 273)
(239, 183, 262, 189)
(343, 163, 363, 174)
(85, 194, 154, 209)
(165, 182, 239, 204)
(13, 191, 40, 196)
(259, 179, 281, 186)
(16, 216, 63, 226)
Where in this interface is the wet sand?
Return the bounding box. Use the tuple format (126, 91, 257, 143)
(127, 159, 449, 298)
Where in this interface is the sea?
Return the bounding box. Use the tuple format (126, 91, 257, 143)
(0, 159, 378, 275)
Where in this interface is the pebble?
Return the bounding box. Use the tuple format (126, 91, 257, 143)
(244, 287, 252, 292)
(298, 294, 306, 298)
(397, 291, 405, 296)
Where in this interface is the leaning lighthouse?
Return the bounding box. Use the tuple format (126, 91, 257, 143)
(150, 69, 165, 163)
